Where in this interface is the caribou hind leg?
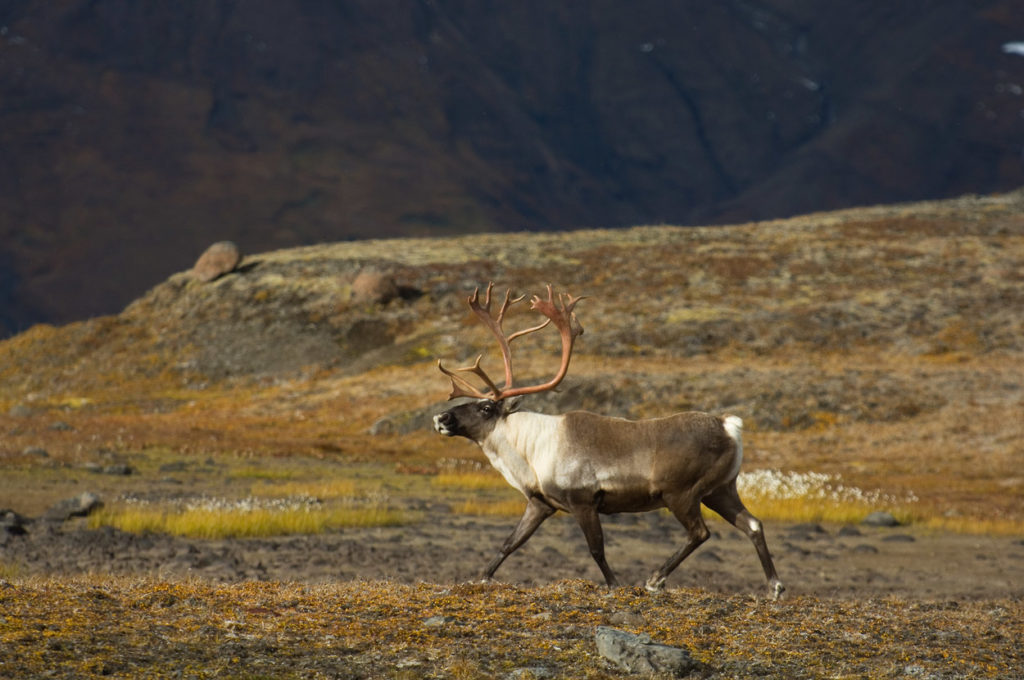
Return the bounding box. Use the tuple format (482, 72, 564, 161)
(645, 492, 710, 593)
(482, 496, 556, 580)
(702, 481, 785, 599)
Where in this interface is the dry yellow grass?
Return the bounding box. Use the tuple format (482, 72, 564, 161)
(734, 496, 914, 526)
(922, 515, 1024, 537)
(87, 500, 407, 539)
(432, 471, 510, 491)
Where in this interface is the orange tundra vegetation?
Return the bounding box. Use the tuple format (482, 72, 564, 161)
(0, 192, 1022, 677)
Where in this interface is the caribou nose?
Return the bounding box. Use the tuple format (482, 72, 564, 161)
(433, 412, 454, 435)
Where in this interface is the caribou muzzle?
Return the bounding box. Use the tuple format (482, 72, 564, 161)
(433, 411, 457, 437)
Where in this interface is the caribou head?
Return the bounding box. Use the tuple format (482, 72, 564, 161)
(434, 282, 582, 442)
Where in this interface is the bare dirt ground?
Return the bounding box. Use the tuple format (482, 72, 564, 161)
(4, 507, 1023, 679)
(7, 508, 1024, 601)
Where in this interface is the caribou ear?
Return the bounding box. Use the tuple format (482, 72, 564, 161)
(503, 396, 524, 414)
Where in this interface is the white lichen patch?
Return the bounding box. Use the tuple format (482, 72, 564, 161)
(737, 469, 918, 506)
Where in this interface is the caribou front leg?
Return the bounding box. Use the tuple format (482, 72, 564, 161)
(569, 501, 619, 587)
(481, 496, 556, 580)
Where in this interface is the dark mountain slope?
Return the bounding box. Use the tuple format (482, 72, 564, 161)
(1, 1, 1022, 334)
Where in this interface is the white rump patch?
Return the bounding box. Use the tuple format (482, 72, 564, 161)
(723, 415, 743, 440)
(723, 415, 744, 481)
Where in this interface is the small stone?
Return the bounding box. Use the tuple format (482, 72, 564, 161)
(1, 509, 29, 535)
(22, 446, 49, 458)
(509, 667, 554, 679)
(423, 615, 456, 627)
(351, 268, 399, 305)
(608, 610, 645, 627)
(44, 492, 104, 522)
(881, 534, 916, 543)
(192, 241, 242, 282)
(696, 549, 724, 562)
(102, 464, 134, 476)
(791, 522, 828, 535)
(861, 511, 901, 527)
(49, 421, 73, 431)
(159, 461, 188, 473)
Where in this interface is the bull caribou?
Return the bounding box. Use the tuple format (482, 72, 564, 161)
(433, 283, 784, 598)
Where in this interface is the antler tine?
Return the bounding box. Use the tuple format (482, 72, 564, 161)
(495, 284, 584, 399)
(497, 287, 526, 324)
(507, 282, 558, 343)
(507, 317, 551, 343)
(465, 282, 530, 391)
(466, 283, 486, 312)
(437, 355, 501, 400)
(559, 290, 586, 338)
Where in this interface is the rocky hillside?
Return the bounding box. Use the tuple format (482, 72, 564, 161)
(2, 1, 1024, 333)
(1, 194, 1023, 679)
(3, 191, 1023, 404)
(1, 192, 1022, 527)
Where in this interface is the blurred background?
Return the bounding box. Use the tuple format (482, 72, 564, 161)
(1, 1, 1022, 336)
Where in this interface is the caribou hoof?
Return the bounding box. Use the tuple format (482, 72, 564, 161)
(644, 576, 666, 594)
(770, 580, 786, 601)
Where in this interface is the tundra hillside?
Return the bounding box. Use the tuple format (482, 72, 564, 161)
(2, 191, 1021, 525)
(0, 192, 1022, 678)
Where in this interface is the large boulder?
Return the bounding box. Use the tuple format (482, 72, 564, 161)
(351, 268, 400, 305)
(594, 626, 701, 677)
(192, 241, 242, 282)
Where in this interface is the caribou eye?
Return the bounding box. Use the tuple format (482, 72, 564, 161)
(478, 400, 498, 416)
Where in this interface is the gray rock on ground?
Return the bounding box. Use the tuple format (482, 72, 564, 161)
(1, 509, 29, 535)
(44, 492, 104, 522)
(594, 626, 701, 677)
(862, 511, 901, 527)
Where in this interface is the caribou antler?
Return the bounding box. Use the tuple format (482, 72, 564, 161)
(438, 282, 584, 401)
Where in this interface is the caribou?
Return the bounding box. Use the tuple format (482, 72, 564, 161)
(433, 283, 784, 599)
